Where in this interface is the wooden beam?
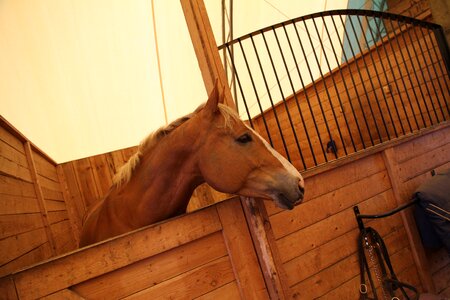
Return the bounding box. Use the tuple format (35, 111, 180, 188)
(382, 147, 435, 293)
(24, 141, 57, 256)
(241, 197, 289, 299)
(180, 0, 235, 108)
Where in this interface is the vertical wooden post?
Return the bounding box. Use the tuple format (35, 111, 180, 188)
(24, 142, 57, 255)
(382, 147, 435, 293)
(180, 0, 235, 108)
(181, 1, 288, 297)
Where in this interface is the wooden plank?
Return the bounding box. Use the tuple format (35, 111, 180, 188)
(195, 281, 240, 300)
(289, 242, 415, 299)
(216, 198, 269, 300)
(432, 262, 450, 295)
(89, 154, 113, 198)
(12, 206, 222, 300)
(398, 142, 450, 182)
(45, 200, 67, 212)
(283, 213, 404, 286)
(123, 256, 235, 300)
(73, 158, 100, 209)
(41, 289, 85, 300)
(276, 189, 398, 263)
(0, 228, 47, 267)
(47, 211, 69, 225)
(59, 163, 86, 227)
(270, 170, 391, 239)
(0, 194, 40, 215)
(0, 213, 44, 239)
(180, 0, 234, 108)
(37, 174, 62, 194)
(24, 142, 56, 256)
(383, 147, 435, 292)
(0, 175, 36, 198)
(241, 197, 289, 299)
(0, 122, 25, 153)
(0, 276, 18, 300)
(41, 186, 64, 202)
(265, 153, 386, 216)
(57, 165, 82, 245)
(73, 232, 227, 299)
(0, 243, 52, 278)
(0, 139, 31, 182)
(50, 220, 77, 255)
(32, 150, 58, 182)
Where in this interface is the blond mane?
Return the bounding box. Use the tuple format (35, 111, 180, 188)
(112, 103, 239, 188)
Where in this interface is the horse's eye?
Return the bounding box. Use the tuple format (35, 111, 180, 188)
(236, 133, 252, 144)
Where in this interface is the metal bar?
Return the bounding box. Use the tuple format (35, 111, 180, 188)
(411, 26, 443, 123)
(386, 18, 425, 129)
(396, 21, 431, 127)
(218, 9, 441, 50)
(356, 198, 418, 220)
(334, 15, 373, 148)
(353, 15, 392, 141)
(283, 23, 325, 164)
(418, 27, 447, 121)
(272, 26, 313, 168)
(403, 21, 436, 125)
(250, 34, 291, 161)
(309, 17, 348, 157)
(346, 15, 383, 143)
(319, 14, 358, 153)
(261, 29, 304, 165)
(292, 20, 332, 163)
(372, 16, 413, 134)
(380, 18, 419, 131)
(364, 15, 404, 137)
(226, 46, 253, 128)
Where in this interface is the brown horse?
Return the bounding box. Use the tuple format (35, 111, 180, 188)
(79, 83, 304, 247)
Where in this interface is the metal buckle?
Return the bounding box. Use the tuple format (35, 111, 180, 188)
(360, 284, 368, 294)
(391, 297, 400, 300)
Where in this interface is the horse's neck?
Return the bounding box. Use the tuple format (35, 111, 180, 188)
(113, 126, 204, 228)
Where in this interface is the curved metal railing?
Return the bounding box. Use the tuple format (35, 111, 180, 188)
(219, 9, 450, 171)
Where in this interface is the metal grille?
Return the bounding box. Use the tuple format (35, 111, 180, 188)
(219, 9, 450, 171)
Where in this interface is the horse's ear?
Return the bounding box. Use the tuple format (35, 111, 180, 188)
(204, 79, 222, 114)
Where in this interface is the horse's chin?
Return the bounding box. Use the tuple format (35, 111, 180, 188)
(272, 193, 303, 210)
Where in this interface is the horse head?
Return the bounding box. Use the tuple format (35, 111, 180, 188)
(196, 82, 304, 210)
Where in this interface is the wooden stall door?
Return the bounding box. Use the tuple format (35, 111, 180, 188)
(1, 197, 269, 300)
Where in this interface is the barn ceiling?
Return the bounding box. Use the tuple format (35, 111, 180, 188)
(0, 0, 348, 163)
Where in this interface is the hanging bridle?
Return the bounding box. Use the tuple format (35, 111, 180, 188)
(358, 227, 419, 300)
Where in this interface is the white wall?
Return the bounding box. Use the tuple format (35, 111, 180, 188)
(1, 0, 347, 163)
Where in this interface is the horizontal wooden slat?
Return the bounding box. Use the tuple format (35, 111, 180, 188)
(0, 139, 31, 182)
(0, 175, 36, 198)
(47, 211, 69, 225)
(0, 194, 40, 215)
(194, 281, 240, 300)
(265, 153, 386, 215)
(270, 170, 391, 239)
(283, 214, 405, 286)
(276, 189, 398, 263)
(0, 242, 52, 278)
(32, 151, 58, 182)
(40, 289, 85, 300)
(0, 124, 25, 154)
(73, 232, 228, 299)
(0, 228, 47, 267)
(0, 213, 44, 239)
(12, 206, 222, 300)
(123, 256, 235, 300)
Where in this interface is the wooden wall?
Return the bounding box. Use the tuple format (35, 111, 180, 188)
(252, 23, 450, 171)
(60, 146, 231, 241)
(1, 122, 448, 299)
(261, 123, 450, 298)
(0, 197, 269, 300)
(0, 117, 78, 277)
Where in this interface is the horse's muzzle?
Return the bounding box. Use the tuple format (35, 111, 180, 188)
(274, 179, 304, 210)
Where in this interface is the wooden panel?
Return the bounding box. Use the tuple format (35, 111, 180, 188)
(12, 207, 221, 300)
(195, 281, 241, 300)
(123, 256, 234, 299)
(216, 199, 269, 299)
(0, 243, 53, 278)
(72, 232, 228, 298)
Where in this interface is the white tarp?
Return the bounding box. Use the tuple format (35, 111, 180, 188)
(1, 0, 347, 163)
